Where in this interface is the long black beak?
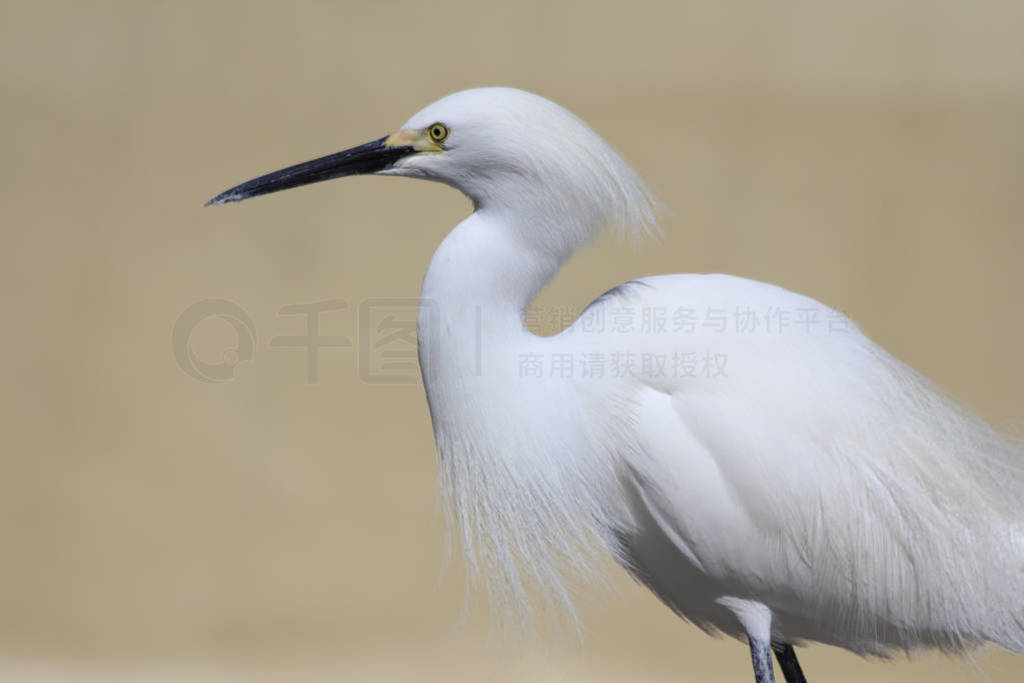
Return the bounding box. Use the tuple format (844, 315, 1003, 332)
(205, 137, 413, 206)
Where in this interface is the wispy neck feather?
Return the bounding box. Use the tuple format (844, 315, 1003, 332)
(418, 210, 648, 635)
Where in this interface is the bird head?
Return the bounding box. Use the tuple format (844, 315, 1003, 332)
(207, 87, 656, 246)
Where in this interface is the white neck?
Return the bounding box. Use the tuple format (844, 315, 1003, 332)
(417, 210, 564, 402)
(424, 210, 569, 311)
(415, 208, 630, 623)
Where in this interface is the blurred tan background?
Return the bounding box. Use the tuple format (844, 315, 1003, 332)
(2, 0, 1023, 680)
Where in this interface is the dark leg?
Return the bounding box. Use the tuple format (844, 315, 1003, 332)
(772, 642, 807, 683)
(747, 636, 776, 683)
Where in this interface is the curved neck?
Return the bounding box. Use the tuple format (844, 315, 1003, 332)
(420, 210, 571, 325)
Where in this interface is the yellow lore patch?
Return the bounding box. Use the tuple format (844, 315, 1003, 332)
(385, 129, 443, 152)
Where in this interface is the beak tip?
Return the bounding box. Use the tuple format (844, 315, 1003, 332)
(205, 192, 238, 207)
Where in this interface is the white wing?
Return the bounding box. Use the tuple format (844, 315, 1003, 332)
(568, 274, 1024, 654)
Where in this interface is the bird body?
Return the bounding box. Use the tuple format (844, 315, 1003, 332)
(208, 87, 1024, 681)
(421, 219, 1024, 657)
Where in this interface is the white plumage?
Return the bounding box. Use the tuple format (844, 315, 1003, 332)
(208, 87, 1024, 682)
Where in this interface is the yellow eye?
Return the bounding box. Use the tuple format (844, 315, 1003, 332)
(428, 123, 449, 143)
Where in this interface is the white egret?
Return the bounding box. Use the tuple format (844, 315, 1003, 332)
(207, 88, 1024, 683)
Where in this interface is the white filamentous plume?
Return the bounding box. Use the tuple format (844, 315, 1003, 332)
(207, 86, 1024, 682)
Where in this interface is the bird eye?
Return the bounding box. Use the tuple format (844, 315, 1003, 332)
(428, 123, 449, 143)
